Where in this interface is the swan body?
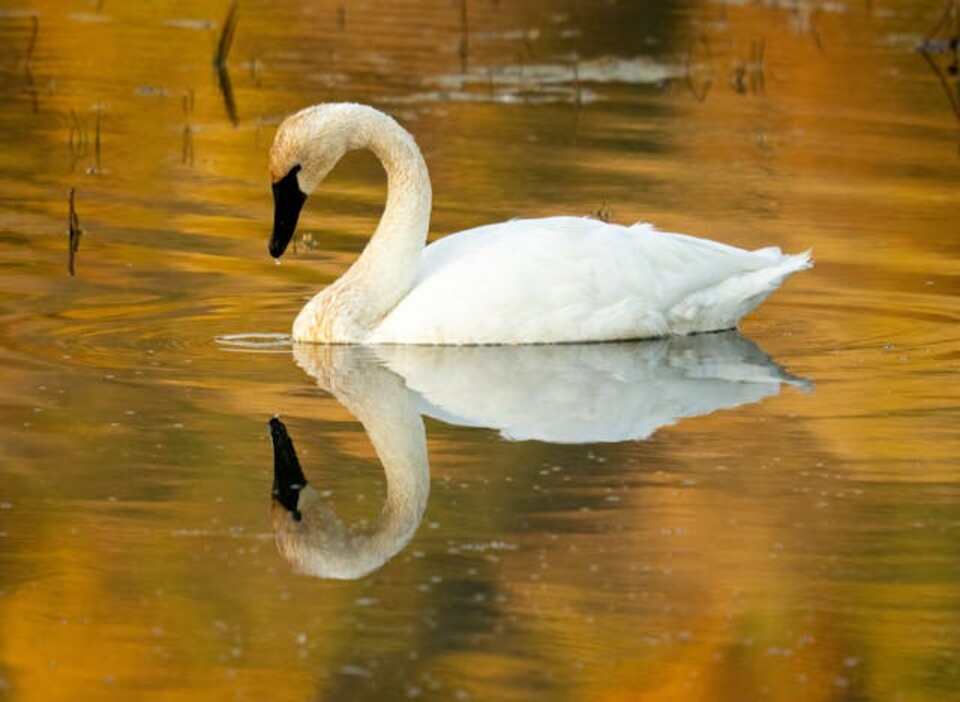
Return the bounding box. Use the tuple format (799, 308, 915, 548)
(367, 217, 809, 344)
(268, 103, 811, 344)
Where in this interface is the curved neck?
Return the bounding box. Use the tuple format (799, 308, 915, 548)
(280, 346, 430, 579)
(336, 108, 432, 326)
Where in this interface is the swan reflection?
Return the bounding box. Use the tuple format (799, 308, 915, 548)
(270, 332, 808, 579)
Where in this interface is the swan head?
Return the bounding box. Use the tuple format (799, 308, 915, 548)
(268, 104, 361, 258)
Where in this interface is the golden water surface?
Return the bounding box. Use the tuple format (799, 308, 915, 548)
(0, 0, 958, 700)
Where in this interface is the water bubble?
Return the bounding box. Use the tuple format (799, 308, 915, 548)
(339, 665, 371, 678)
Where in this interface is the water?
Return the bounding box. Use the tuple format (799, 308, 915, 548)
(0, 0, 958, 699)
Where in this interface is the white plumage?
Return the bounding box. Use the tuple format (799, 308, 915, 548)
(370, 216, 810, 344)
(268, 104, 811, 345)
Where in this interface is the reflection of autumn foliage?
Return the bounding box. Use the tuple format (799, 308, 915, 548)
(0, 0, 958, 700)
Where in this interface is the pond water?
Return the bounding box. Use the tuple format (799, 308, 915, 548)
(0, 0, 958, 700)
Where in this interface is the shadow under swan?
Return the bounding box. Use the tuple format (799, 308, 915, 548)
(270, 332, 809, 579)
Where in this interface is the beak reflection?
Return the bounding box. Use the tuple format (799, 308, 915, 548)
(269, 416, 307, 522)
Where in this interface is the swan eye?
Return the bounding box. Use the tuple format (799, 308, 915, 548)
(270, 164, 307, 258)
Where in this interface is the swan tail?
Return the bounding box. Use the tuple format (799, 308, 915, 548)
(781, 249, 814, 273)
(753, 245, 782, 259)
(667, 250, 813, 334)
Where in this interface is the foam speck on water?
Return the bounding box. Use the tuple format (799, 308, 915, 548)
(214, 333, 292, 352)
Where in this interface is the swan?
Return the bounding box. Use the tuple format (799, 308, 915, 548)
(268, 102, 812, 345)
(267, 335, 807, 579)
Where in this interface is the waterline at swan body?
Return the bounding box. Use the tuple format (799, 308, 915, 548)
(268, 103, 812, 344)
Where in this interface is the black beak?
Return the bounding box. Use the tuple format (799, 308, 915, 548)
(270, 164, 307, 259)
(269, 416, 308, 521)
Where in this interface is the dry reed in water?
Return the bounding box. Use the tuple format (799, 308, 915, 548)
(214, 0, 239, 69)
(214, 1, 240, 125)
(67, 188, 82, 277)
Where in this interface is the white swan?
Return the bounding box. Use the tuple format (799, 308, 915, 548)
(267, 335, 807, 579)
(268, 103, 812, 345)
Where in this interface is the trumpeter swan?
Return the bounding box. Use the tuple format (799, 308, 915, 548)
(267, 103, 811, 345)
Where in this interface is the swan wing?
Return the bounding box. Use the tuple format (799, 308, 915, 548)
(369, 216, 809, 344)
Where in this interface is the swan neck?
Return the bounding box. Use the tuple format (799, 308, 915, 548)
(341, 110, 432, 324)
